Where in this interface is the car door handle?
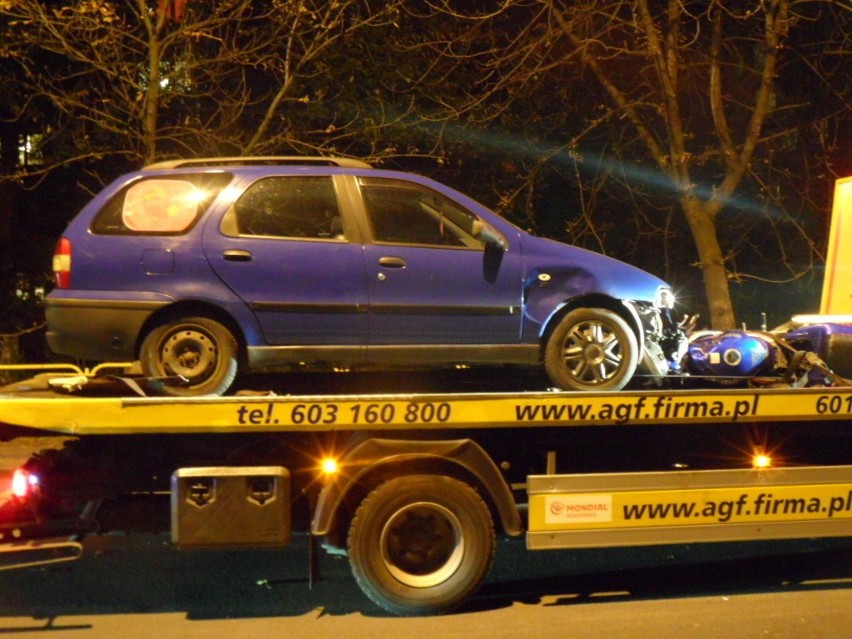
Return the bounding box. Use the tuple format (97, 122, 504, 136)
(222, 249, 253, 262)
(378, 256, 407, 268)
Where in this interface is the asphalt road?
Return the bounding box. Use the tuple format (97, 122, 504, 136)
(0, 531, 849, 639)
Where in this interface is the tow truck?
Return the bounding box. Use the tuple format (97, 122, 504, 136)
(0, 178, 849, 616)
(0, 376, 850, 615)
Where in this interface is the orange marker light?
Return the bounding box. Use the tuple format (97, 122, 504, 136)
(752, 453, 772, 469)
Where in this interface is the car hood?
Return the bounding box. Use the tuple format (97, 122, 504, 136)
(518, 233, 670, 303)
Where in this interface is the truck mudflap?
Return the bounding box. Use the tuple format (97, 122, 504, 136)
(527, 464, 852, 550)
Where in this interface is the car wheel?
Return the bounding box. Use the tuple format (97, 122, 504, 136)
(348, 474, 495, 616)
(544, 307, 639, 391)
(140, 316, 238, 396)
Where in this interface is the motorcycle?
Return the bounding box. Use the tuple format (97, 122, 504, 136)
(683, 322, 852, 388)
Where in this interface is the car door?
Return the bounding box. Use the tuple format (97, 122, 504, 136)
(358, 176, 524, 347)
(204, 174, 370, 347)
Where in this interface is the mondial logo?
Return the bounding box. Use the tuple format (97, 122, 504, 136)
(545, 494, 613, 524)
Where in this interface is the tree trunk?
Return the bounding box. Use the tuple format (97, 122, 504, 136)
(0, 127, 17, 252)
(0, 335, 20, 386)
(680, 195, 736, 329)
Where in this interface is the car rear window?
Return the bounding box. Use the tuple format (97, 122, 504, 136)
(91, 173, 232, 235)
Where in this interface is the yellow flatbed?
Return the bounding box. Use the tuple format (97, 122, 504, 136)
(1, 385, 850, 436)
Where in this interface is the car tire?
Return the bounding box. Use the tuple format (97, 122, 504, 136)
(140, 316, 238, 396)
(544, 307, 639, 391)
(348, 474, 495, 616)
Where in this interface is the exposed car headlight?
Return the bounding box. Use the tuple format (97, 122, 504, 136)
(655, 286, 675, 309)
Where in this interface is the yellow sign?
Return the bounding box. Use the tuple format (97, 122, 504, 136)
(822, 176, 852, 314)
(529, 484, 852, 532)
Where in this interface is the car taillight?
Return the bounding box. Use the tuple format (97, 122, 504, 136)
(53, 237, 72, 289)
(11, 468, 38, 500)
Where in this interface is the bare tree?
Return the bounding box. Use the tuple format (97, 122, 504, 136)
(410, 0, 844, 328)
(0, 0, 406, 170)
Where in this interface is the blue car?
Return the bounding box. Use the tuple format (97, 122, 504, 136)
(46, 157, 680, 395)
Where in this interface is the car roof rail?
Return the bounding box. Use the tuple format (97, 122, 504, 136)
(143, 156, 372, 170)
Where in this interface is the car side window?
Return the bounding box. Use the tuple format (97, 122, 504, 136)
(223, 176, 343, 240)
(359, 177, 483, 248)
(91, 173, 231, 235)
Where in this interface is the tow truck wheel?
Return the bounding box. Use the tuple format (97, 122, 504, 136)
(140, 316, 238, 396)
(544, 307, 639, 391)
(348, 474, 495, 616)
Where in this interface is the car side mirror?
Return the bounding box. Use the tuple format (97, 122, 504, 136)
(472, 220, 507, 251)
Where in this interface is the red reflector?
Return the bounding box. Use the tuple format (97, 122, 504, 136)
(53, 237, 72, 289)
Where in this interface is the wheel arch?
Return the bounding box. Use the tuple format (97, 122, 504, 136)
(312, 438, 523, 547)
(540, 294, 644, 355)
(134, 301, 248, 364)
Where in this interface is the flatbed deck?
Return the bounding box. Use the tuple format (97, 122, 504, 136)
(1, 383, 850, 435)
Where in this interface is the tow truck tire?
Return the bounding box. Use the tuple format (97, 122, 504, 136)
(140, 316, 238, 397)
(544, 307, 639, 391)
(347, 474, 495, 616)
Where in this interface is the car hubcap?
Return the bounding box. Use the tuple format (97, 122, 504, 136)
(562, 320, 623, 385)
(161, 328, 218, 381)
(380, 502, 464, 588)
